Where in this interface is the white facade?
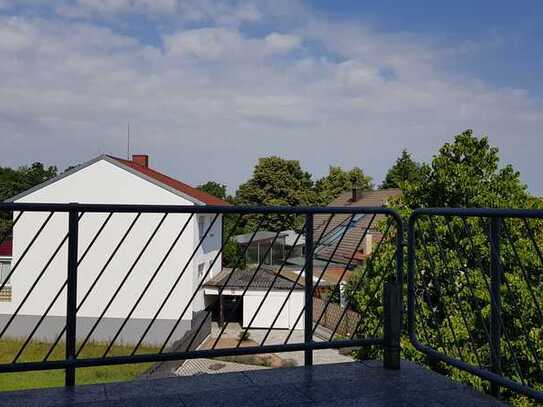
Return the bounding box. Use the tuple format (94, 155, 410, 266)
(0, 157, 222, 347)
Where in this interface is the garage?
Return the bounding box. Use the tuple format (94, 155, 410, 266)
(203, 267, 304, 330)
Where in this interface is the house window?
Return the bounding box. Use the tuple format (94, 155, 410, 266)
(198, 216, 206, 237)
(0, 259, 12, 302)
(0, 260, 11, 285)
(197, 262, 205, 280)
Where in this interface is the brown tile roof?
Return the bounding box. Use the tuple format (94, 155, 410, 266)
(109, 155, 229, 206)
(313, 189, 402, 266)
(203, 267, 304, 291)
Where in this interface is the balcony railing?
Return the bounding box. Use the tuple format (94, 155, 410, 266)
(0, 203, 541, 403)
(0, 203, 402, 387)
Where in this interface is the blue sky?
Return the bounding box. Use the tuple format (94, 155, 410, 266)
(0, 0, 542, 194)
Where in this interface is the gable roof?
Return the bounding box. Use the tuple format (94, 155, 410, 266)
(107, 156, 229, 206)
(203, 267, 304, 291)
(313, 189, 402, 266)
(6, 155, 229, 206)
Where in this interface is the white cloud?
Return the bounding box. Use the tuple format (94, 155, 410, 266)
(265, 33, 301, 53)
(0, 2, 542, 194)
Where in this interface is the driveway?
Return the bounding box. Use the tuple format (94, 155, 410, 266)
(210, 323, 354, 366)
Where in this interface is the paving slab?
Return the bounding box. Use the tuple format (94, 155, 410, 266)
(0, 360, 506, 406)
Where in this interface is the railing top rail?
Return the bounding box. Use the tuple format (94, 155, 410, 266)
(0, 202, 402, 219)
(410, 207, 543, 220)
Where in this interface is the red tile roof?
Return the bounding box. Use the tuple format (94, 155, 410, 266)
(108, 156, 229, 206)
(0, 239, 12, 257)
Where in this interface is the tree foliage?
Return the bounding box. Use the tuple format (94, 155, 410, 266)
(315, 166, 372, 205)
(380, 149, 421, 190)
(346, 130, 542, 405)
(197, 181, 228, 200)
(0, 163, 58, 235)
(235, 156, 316, 230)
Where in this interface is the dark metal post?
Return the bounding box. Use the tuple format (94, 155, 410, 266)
(304, 213, 314, 366)
(489, 217, 502, 397)
(65, 205, 79, 386)
(218, 292, 224, 328)
(383, 281, 401, 369)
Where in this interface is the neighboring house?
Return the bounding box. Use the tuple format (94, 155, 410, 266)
(312, 188, 402, 268)
(233, 230, 305, 266)
(1, 154, 228, 347)
(203, 267, 305, 329)
(0, 239, 12, 303)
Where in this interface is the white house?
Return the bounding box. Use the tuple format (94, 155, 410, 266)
(1, 154, 227, 347)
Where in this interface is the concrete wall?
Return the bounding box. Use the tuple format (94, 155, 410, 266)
(0, 159, 222, 346)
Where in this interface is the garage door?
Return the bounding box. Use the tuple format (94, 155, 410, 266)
(243, 292, 290, 329)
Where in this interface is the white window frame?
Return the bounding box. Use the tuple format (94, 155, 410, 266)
(0, 258, 11, 286)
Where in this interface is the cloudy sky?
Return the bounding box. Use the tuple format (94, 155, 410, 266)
(1, 1, 542, 194)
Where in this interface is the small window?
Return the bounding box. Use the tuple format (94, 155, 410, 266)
(0, 260, 12, 302)
(0, 260, 11, 285)
(197, 263, 205, 280)
(198, 216, 206, 237)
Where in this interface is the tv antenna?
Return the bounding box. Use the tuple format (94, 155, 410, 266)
(127, 123, 130, 159)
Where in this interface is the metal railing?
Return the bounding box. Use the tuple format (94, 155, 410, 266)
(407, 208, 543, 402)
(0, 203, 403, 387)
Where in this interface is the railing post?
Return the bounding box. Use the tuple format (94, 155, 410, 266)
(65, 204, 79, 387)
(304, 213, 314, 367)
(489, 217, 502, 397)
(383, 281, 401, 369)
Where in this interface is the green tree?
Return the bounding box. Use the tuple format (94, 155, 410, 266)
(197, 181, 227, 200)
(380, 149, 421, 190)
(346, 130, 541, 405)
(0, 163, 58, 235)
(315, 166, 373, 205)
(236, 156, 316, 230)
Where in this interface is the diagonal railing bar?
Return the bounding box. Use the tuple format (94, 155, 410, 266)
(500, 219, 543, 322)
(476, 218, 541, 387)
(132, 213, 220, 356)
(76, 213, 169, 357)
(312, 214, 376, 336)
(235, 224, 306, 348)
(414, 223, 465, 361)
(313, 215, 355, 255)
(427, 217, 484, 368)
(181, 214, 250, 352)
(101, 214, 195, 357)
(12, 212, 114, 363)
(443, 218, 492, 354)
(283, 214, 357, 345)
(44, 212, 141, 362)
(330, 220, 392, 341)
(412, 221, 452, 355)
(211, 226, 286, 350)
(522, 218, 543, 270)
(498, 219, 543, 380)
(0, 212, 83, 340)
(349, 251, 394, 340)
(453, 218, 529, 384)
(158, 214, 257, 354)
(259, 214, 336, 347)
(0, 211, 54, 293)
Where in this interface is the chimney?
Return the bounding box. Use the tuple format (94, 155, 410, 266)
(351, 186, 363, 202)
(132, 154, 149, 168)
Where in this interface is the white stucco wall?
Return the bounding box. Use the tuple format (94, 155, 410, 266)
(0, 159, 222, 345)
(242, 290, 304, 330)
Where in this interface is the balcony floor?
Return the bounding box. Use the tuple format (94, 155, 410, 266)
(0, 360, 505, 406)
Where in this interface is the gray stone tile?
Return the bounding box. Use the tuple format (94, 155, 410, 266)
(0, 360, 510, 406)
